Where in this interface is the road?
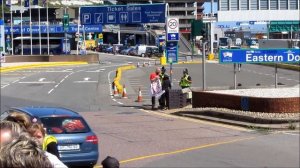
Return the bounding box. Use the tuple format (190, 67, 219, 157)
(1, 53, 299, 167)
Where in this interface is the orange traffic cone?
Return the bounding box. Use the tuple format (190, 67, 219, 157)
(122, 85, 128, 98)
(143, 62, 146, 67)
(137, 88, 143, 102)
(137, 62, 140, 68)
(137, 87, 142, 102)
(113, 85, 119, 97)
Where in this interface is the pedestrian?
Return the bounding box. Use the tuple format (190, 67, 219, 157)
(5, 111, 32, 130)
(0, 120, 23, 146)
(179, 68, 192, 104)
(158, 66, 167, 109)
(0, 133, 53, 168)
(238, 63, 242, 72)
(150, 67, 162, 110)
(161, 74, 172, 110)
(179, 68, 192, 89)
(28, 123, 60, 159)
(101, 156, 120, 168)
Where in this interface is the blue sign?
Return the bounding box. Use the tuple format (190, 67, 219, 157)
(5, 25, 102, 34)
(219, 49, 300, 63)
(167, 33, 179, 41)
(166, 41, 178, 63)
(80, 4, 166, 25)
(241, 97, 249, 111)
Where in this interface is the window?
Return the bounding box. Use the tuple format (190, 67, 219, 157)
(231, 0, 239, 10)
(290, 0, 299, 9)
(280, 0, 288, 9)
(251, 0, 259, 10)
(270, 0, 278, 9)
(260, 0, 269, 10)
(220, 0, 229, 11)
(241, 0, 249, 10)
(41, 117, 90, 134)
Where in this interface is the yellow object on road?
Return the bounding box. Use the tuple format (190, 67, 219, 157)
(208, 53, 214, 60)
(160, 56, 166, 65)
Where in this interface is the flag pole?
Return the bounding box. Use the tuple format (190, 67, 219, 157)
(20, 0, 23, 55)
(46, 0, 49, 55)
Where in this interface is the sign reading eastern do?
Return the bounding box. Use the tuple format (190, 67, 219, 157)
(80, 4, 166, 25)
(219, 49, 300, 63)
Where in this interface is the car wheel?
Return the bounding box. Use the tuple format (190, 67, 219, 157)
(141, 53, 145, 57)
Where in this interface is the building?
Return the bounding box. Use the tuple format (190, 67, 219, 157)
(217, 0, 300, 40)
(117, 0, 206, 40)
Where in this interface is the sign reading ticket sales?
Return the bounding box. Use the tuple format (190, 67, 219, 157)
(219, 49, 300, 63)
(80, 4, 165, 25)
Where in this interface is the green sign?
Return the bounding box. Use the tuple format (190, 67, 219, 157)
(63, 14, 70, 30)
(191, 19, 206, 38)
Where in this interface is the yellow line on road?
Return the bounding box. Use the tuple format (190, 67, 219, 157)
(93, 136, 255, 168)
(140, 109, 250, 132)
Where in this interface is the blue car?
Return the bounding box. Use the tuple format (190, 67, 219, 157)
(2, 107, 99, 168)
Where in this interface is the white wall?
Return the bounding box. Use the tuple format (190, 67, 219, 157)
(218, 10, 300, 21)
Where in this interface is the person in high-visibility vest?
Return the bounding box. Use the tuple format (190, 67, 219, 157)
(179, 68, 192, 89)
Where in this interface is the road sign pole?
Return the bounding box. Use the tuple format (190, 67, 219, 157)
(38, 7, 41, 55)
(234, 63, 237, 89)
(202, 42, 207, 90)
(275, 64, 278, 88)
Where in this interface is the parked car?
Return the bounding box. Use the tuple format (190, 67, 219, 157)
(144, 47, 161, 57)
(1, 107, 99, 168)
(95, 44, 110, 52)
(105, 46, 113, 53)
(134, 45, 159, 57)
(120, 47, 135, 55)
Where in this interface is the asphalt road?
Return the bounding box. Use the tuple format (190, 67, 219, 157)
(0, 53, 299, 167)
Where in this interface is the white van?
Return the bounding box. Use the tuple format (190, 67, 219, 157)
(134, 45, 158, 57)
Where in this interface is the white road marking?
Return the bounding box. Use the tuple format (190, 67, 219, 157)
(1, 84, 10, 89)
(282, 132, 300, 136)
(39, 78, 46, 82)
(84, 77, 90, 81)
(12, 80, 20, 83)
(117, 102, 124, 105)
(48, 89, 54, 94)
(19, 81, 55, 84)
(73, 81, 98, 83)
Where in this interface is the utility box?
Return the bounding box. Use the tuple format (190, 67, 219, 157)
(168, 89, 187, 109)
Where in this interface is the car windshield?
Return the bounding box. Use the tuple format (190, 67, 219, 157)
(40, 117, 90, 134)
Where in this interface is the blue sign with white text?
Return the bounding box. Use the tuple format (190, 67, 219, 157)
(80, 4, 166, 25)
(219, 49, 300, 63)
(5, 25, 102, 34)
(166, 41, 178, 63)
(167, 33, 179, 41)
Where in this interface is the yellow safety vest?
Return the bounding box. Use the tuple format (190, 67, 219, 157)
(42, 135, 58, 151)
(180, 75, 191, 87)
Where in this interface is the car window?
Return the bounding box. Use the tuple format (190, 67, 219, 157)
(40, 117, 90, 134)
(0, 111, 9, 121)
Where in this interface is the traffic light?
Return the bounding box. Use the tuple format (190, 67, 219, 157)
(63, 14, 69, 30)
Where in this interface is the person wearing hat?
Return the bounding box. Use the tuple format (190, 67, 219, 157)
(159, 66, 171, 110)
(179, 68, 192, 89)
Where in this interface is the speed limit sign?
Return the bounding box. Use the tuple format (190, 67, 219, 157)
(167, 17, 179, 33)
